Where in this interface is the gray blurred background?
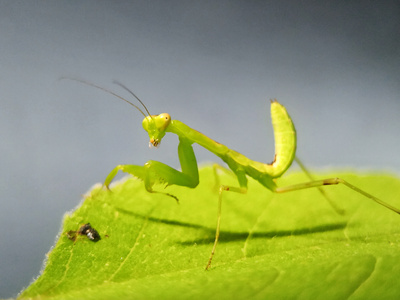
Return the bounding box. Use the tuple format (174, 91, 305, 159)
(1, 1, 399, 297)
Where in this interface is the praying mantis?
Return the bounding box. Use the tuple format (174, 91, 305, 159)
(65, 78, 400, 270)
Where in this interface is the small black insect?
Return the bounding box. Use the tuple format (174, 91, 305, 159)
(66, 223, 101, 242)
(78, 223, 101, 241)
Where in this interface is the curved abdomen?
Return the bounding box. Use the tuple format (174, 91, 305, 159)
(267, 100, 297, 177)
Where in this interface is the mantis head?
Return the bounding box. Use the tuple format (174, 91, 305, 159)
(142, 113, 171, 147)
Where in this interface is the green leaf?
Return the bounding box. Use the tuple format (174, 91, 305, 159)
(19, 167, 400, 299)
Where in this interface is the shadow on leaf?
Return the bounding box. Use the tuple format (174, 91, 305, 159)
(115, 206, 347, 245)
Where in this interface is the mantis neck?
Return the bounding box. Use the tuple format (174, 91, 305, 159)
(167, 120, 229, 155)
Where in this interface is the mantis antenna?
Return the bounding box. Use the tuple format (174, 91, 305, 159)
(112, 80, 152, 117)
(60, 77, 151, 118)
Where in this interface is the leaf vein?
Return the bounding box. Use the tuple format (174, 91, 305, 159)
(106, 210, 152, 282)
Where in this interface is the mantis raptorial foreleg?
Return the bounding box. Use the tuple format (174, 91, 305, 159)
(104, 137, 200, 201)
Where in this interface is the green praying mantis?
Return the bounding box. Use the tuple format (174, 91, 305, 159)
(65, 78, 400, 270)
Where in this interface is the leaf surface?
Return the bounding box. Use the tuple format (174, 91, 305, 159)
(19, 167, 400, 299)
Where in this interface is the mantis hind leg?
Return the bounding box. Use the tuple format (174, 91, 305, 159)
(206, 164, 248, 270)
(274, 177, 400, 215)
(294, 157, 345, 215)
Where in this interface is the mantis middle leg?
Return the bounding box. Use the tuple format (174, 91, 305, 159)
(205, 165, 248, 270)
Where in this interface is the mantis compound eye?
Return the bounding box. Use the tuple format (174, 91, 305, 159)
(156, 113, 171, 130)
